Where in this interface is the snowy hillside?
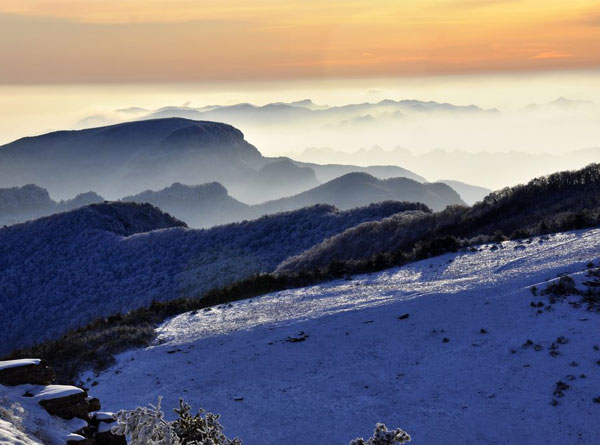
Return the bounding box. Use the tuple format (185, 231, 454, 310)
(88, 229, 600, 444)
(0, 201, 416, 353)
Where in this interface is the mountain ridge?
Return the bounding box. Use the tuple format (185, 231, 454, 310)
(0, 118, 426, 205)
(0, 200, 420, 353)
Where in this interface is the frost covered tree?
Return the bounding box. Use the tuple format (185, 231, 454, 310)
(112, 397, 241, 445)
(350, 423, 411, 445)
(171, 398, 241, 445)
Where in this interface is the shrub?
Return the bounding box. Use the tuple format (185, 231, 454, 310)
(541, 276, 577, 298)
(112, 397, 241, 445)
(350, 423, 411, 445)
(172, 399, 241, 445)
(112, 397, 179, 445)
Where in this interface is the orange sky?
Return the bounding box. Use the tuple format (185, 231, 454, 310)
(1, 0, 599, 83)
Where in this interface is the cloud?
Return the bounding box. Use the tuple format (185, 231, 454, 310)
(533, 51, 573, 59)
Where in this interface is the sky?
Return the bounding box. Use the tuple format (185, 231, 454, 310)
(1, 0, 599, 83)
(0, 0, 599, 189)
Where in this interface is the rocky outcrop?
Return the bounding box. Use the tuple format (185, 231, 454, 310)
(0, 359, 126, 445)
(0, 358, 55, 385)
(36, 386, 90, 420)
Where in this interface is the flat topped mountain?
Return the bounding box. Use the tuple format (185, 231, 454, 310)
(3, 118, 258, 158)
(0, 118, 264, 200)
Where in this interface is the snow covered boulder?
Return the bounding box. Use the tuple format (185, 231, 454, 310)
(89, 411, 126, 445)
(33, 385, 89, 420)
(0, 359, 55, 386)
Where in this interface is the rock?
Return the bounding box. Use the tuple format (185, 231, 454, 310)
(39, 391, 90, 420)
(96, 421, 126, 445)
(0, 359, 55, 386)
(96, 431, 127, 445)
(286, 332, 309, 343)
(87, 397, 101, 412)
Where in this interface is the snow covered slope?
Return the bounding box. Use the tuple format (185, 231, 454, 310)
(0, 201, 411, 354)
(87, 229, 600, 444)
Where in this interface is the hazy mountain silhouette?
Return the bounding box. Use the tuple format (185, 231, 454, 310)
(0, 173, 461, 229)
(294, 145, 600, 191)
(0, 184, 103, 226)
(0, 118, 263, 200)
(255, 172, 464, 213)
(0, 118, 426, 204)
(523, 97, 596, 112)
(436, 180, 491, 205)
(141, 98, 495, 125)
(122, 182, 249, 228)
(120, 173, 456, 228)
(254, 159, 320, 199)
(296, 162, 426, 183)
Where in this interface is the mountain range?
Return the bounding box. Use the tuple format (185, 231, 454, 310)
(0, 118, 427, 204)
(1, 170, 463, 229)
(123, 173, 462, 227)
(0, 118, 473, 228)
(293, 145, 600, 192)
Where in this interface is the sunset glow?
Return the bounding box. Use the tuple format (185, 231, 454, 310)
(1, 0, 599, 83)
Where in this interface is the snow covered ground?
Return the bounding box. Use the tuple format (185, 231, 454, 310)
(0, 383, 89, 445)
(87, 229, 600, 444)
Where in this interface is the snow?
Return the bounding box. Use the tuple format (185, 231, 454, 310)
(88, 229, 600, 444)
(65, 417, 88, 432)
(97, 422, 115, 434)
(32, 385, 84, 401)
(0, 419, 41, 445)
(0, 360, 41, 371)
(91, 411, 115, 421)
(63, 433, 86, 442)
(0, 384, 85, 445)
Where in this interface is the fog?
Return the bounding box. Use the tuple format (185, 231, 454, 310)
(0, 70, 599, 190)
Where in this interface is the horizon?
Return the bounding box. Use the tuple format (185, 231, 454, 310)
(0, 1, 599, 192)
(2, 0, 599, 180)
(1, 69, 599, 191)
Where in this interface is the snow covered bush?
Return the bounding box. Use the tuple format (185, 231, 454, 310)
(172, 399, 241, 445)
(112, 397, 180, 445)
(350, 423, 411, 445)
(112, 397, 241, 445)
